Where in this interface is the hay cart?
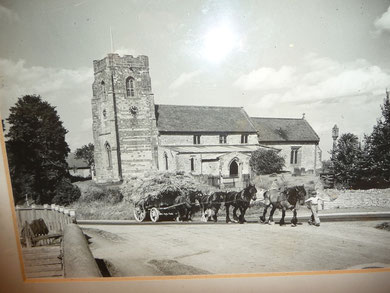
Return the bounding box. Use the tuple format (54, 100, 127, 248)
(133, 195, 184, 223)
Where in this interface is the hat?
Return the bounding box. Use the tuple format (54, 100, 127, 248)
(311, 190, 317, 195)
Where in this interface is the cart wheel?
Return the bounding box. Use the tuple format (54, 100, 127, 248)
(134, 206, 146, 222)
(150, 207, 160, 222)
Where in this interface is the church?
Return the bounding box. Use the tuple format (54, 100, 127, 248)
(91, 54, 321, 186)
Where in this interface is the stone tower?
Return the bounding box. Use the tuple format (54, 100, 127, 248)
(91, 54, 158, 183)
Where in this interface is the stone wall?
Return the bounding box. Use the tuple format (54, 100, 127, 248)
(322, 189, 390, 210)
(261, 142, 321, 173)
(92, 54, 158, 183)
(159, 133, 258, 145)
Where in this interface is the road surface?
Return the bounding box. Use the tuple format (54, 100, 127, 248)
(81, 220, 390, 277)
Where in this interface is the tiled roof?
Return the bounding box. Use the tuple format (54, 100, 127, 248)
(155, 104, 257, 133)
(66, 153, 89, 169)
(251, 117, 320, 142)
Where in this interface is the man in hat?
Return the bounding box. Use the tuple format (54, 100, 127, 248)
(305, 190, 325, 226)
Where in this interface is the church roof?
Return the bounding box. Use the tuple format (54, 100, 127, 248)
(155, 104, 257, 133)
(250, 117, 320, 142)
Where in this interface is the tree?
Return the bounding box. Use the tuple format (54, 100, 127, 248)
(331, 133, 362, 188)
(74, 143, 94, 166)
(250, 149, 285, 175)
(364, 92, 390, 185)
(6, 95, 70, 204)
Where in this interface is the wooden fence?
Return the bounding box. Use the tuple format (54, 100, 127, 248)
(15, 204, 76, 247)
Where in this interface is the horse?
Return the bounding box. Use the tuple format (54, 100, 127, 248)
(200, 191, 226, 222)
(225, 183, 258, 224)
(260, 185, 307, 226)
(174, 191, 202, 222)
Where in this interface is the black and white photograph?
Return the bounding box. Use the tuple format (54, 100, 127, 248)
(0, 0, 390, 282)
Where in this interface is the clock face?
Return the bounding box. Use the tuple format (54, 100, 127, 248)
(130, 105, 138, 114)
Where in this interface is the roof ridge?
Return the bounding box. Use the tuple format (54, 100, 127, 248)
(155, 104, 243, 109)
(250, 116, 303, 120)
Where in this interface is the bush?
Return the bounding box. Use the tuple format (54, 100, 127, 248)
(250, 149, 285, 175)
(52, 178, 81, 205)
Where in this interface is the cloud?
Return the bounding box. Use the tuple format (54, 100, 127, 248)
(235, 55, 390, 106)
(114, 47, 137, 56)
(374, 5, 390, 33)
(234, 66, 295, 91)
(169, 70, 202, 90)
(0, 58, 94, 151)
(0, 4, 19, 22)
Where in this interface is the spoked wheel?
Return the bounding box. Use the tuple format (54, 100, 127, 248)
(134, 206, 146, 222)
(150, 207, 160, 223)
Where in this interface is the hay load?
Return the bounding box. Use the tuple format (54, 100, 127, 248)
(120, 171, 217, 205)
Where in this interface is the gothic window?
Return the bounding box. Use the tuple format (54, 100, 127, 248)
(126, 77, 135, 97)
(193, 135, 201, 145)
(219, 135, 227, 144)
(241, 134, 248, 144)
(105, 142, 112, 168)
(190, 157, 195, 171)
(164, 153, 169, 170)
(290, 147, 300, 165)
(229, 160, 239, 177)
(101, 81, 106, 100)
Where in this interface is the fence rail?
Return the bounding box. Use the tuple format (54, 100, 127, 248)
(15, 204, 76, 247)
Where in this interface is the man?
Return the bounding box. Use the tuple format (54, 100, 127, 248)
(305, 190, 325, 227)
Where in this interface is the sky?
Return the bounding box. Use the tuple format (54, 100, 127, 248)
(0, 0, 389, 160)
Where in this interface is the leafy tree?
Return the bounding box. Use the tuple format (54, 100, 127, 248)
(74, 143, 94, 166)
(250, 149, 285, 175)
(331, 133, 362, 188)
(364, 92, 390, 185)
(6, 95, 70, 204)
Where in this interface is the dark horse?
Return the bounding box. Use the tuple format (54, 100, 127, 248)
(225, 184, 257, 224)
(174, 191, 202, 222)
(200, 191, 226, 222)
(260, 185, 306, 226)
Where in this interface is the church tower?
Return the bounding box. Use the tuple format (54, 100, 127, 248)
(91, 54, 158, 183)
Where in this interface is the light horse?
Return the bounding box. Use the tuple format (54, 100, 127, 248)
(225, 184, 257, 224)
(260, 185, 306, 226)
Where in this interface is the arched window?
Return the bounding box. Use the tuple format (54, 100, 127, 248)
(126, 77, 135, 97)
(103, 109, 106, 118)
(229, 160, 238, 177)
(101, 81, 106, 99)
(105, 142, 112, 168)
(164, 153, 168, 170)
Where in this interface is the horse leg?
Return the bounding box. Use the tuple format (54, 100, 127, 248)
(232, 206, 239, 223)
(260, 206, 268, 223)
(226, 204, 232, 223)
(239, 207, 247, 224)
(201, 205, 207, 222)
(280, 209, 286, 226)
(268, 206, 277, 225)
(291, 209, 298, 227)
(212, 206, 219, 222)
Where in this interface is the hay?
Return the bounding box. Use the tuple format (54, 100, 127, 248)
(120, 171, 217, 205)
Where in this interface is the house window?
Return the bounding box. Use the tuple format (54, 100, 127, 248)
(126, 77, 135, 97)
(105, 142, 112, 168)
(241, 134, 248, 144)
(219, 135, 227, 144)
(290, 147, 300, 164)
(229, 160, 239, 177)
(190, 157, 195, 171)
(164, 153, 168, 170)
(193, 135, 201, 145)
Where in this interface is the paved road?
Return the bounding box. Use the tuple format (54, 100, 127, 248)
(81, 220, 390, 277)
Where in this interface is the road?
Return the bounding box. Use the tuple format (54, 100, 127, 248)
(81, 220, 390, 277)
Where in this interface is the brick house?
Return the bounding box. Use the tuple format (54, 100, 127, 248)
(91, 53, 321, 184)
